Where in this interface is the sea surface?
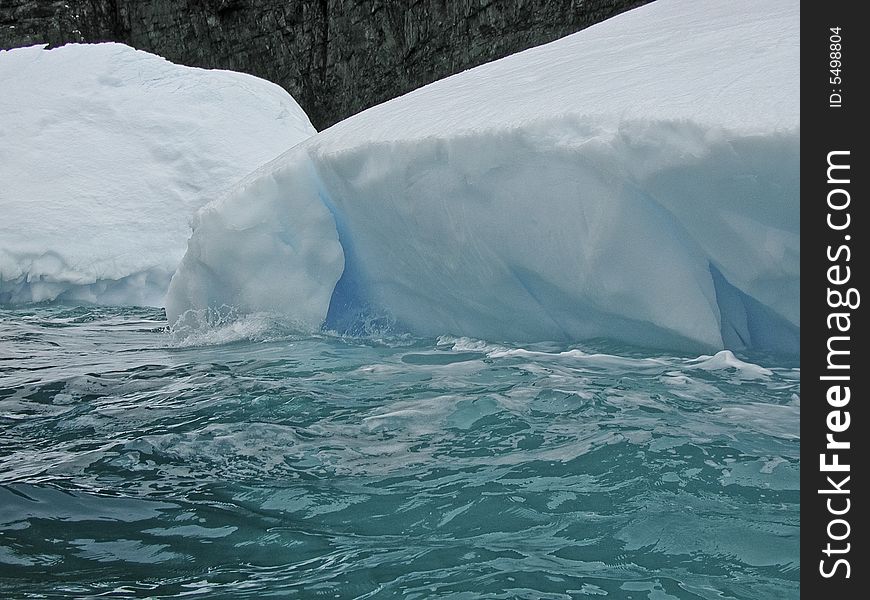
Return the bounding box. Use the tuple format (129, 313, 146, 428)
(0, 305, 799, 599)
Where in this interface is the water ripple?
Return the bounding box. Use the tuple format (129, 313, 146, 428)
(0, 306, 798, 598)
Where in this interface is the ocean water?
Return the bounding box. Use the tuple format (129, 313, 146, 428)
(0, 305, 799, 599)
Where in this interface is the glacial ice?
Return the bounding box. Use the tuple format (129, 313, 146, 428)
(166, 0, 799, 352)
(0, 43, 315, 306)
(167, 0, 799, 353)
(0, 0, 797, 353)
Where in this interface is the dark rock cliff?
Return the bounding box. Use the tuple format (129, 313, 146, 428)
(1, 0, 651, 128)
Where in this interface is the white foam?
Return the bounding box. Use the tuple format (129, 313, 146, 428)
(688, 350, 773, 379)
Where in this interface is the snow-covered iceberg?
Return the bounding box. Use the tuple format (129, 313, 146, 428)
(171, 0, 797, 353)
(0, 43, 315, 306)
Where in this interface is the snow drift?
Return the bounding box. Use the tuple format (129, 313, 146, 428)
(0, 43, 315, 306)
(167, 0, 799, 353)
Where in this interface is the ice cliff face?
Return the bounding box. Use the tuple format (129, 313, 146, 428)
(0, 0, 650, 129)
(0, 43, 315, 306)
(166, 0, 800, 353)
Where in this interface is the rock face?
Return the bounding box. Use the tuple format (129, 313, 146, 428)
(1, 0, 650, 128)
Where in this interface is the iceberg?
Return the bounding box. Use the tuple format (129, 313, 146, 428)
(167, 0, 799, 353)
(0, 43, 315, 306)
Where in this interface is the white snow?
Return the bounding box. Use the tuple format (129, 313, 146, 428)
(167, 0, 799, 353)
(0, 43, 315, 306)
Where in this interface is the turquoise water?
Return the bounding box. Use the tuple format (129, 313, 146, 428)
(0, 306, 799, 599)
